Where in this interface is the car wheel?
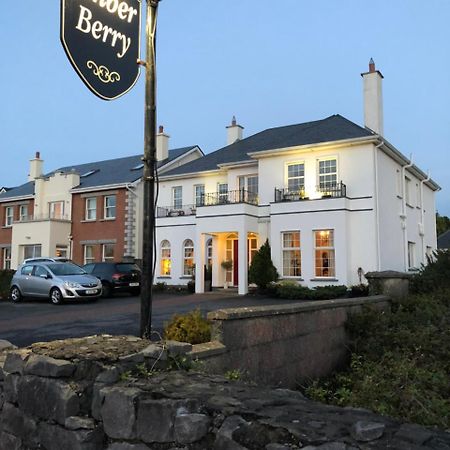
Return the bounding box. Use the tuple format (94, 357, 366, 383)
(50, 287, 63, 305)
(101, 282, 112, 298)
(10, 286, 22, 303)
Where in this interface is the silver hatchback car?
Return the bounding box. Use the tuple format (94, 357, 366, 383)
(10, 262, 102, 305)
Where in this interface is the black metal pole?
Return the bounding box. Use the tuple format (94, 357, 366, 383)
(140, 0, 159, 338)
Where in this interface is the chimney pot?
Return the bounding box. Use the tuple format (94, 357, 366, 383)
(231, 116, 236, 126)
(369, 57, 375, 73)
(36, 151, 40, 159)
(158, 125, 164, 134)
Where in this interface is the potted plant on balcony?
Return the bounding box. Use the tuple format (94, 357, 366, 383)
(221, 260, 233, 289)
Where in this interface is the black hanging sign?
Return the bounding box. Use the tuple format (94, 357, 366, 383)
(61, 0, 141, 100)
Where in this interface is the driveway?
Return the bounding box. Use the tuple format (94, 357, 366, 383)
(0, 291, 281, 347)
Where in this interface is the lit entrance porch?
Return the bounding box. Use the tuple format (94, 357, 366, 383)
(194, 230, 259, 295)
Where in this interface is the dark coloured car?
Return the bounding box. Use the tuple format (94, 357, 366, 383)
(82, 262, 141, 297)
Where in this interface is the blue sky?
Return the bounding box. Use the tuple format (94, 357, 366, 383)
(1, 1, 449, 215)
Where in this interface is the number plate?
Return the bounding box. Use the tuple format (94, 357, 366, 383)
(129, 282, 139, 287)
(86, 289, 97, 294)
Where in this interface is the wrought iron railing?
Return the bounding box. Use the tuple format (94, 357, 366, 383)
(203, 189, 258, 206)
(274, 182, 346, 202)
(156, 205, 196, 218)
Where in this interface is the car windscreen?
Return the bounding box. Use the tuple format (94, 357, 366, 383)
(115, 263, 140, 273)
(46, 263, 87, 276)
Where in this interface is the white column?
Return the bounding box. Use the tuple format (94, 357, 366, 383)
(211, 235, 220, 288)
(195, 232, 205, 293)
(238, 228, 248, 295)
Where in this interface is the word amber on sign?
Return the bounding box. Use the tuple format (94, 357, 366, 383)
(61, 0, 141, 100)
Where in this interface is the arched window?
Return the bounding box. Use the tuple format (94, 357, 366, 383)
(160, 240, 171, 276)
(183, 239, 194, 276)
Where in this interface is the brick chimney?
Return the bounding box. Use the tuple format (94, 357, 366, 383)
(361, 58, 384, 135)
(156, 125, 170, 161)
(226, 116, 244, 145)
(28, 151, 44, 181)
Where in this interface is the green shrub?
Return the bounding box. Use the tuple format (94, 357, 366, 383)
(187, 280, 195, 293)
(348, 283, 369, 297)
(0, 270, 15, 300)
(303, 290, 450, 428)
(153, 282, 167, 292)
(410, 250, 450, 293)
(248, 239, 279, 290)
(273, 281, 348, 301)
(164, 309, 211, 344)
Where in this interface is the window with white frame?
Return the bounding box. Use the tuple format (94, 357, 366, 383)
(104, 195, 116, 219)
(218, 183, 228, 204)
(3, 247, 11, 270)
(49, 201, 64, 219)
(194, 184, 205, 207)
(287, 163, 305, 192)
(405, 177, 411, 205)
(183, 239, 194, 276)
(408, 241, 415, 269)
(282, 231, 301, 277)
(238, 175, 258, 202)
(102, 243, 114, 261)
(19, 204, 28, 221)
(85, 197, 97, 221)
(4, 206, 13, 226)
(318, 159, 337, 189)
(314, 230, 335, 277)
(160, 240, 171, 276)
(84, 245, 95, 264)
(23, 244, 41, 260)
(172, 186, 182, 209)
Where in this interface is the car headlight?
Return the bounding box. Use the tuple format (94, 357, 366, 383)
(64, 281, 82, 289)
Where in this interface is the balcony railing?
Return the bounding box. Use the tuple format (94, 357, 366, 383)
(274, 182, 347, 203)
(157, 189, 259, 218)
(157, 205, 196, 218)
(203, 189, 258, 206)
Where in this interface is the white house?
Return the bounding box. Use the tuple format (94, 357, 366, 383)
(154, 60, 440, 294)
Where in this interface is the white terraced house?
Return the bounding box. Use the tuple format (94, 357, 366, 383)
(155, 60, 439, 295)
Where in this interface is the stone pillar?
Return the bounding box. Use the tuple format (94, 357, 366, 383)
(238, 229, 248, 295)
(195, 233, 205, 293)
(365, 270, 413, 299)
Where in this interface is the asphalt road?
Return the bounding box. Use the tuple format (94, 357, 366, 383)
(0, 291, 281, 348)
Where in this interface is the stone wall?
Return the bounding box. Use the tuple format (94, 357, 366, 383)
(1, 335, 448, 450)
(191, 296, 390, 387)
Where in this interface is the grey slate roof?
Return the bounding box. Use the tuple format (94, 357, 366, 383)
(0, 146, 197, 201)
(437, 230, 450, 250)
(163, 114, 375, 177)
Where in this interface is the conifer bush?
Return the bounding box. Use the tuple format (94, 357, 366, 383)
(248, 239, 279, 290)
(0, 270, 15, 300)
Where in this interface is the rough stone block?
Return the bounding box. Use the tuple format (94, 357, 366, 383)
(165, 340, 193, 356)
(350, 420, 385, 442)
(3, 350, 31, 374)
(214, 415, 248, 450)
(139, 344, 166, 360)
(91, 383, 106, 420)
(96, 366, 121, 384)
(174, 412, 210, 444)
(17, 375, 80, 425)
(136, 398, 184, 443)
(100, 386, 141, 440)
(24, 354, 76, 378)
(39, 421, 105, 450)
(0, 431, 22, 450)
(1, 402, 39, 448)
(119, 353, 145, 364)
(0, 340, 16, 352)
(394, 423, 433, 445)
(66, 416, 96, 430)
(4, 373, 20, 403)
(107, 443, 150, 450)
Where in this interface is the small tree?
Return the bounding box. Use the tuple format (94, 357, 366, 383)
(248, 239, 279, 290)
